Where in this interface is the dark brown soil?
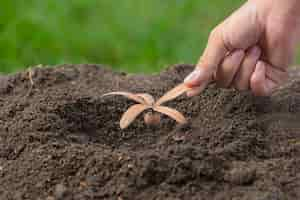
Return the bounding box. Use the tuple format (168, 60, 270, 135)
(0, 64, 299, 200)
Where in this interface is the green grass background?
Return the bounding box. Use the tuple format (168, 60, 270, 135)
(1, 0, 298, 74)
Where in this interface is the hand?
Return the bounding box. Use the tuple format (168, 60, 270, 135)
(184, 0, 300, 96)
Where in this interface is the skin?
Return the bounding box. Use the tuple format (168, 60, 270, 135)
(184, 0, 300, 96)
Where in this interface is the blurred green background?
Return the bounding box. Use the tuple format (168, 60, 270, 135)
(1, 0, 285, 74)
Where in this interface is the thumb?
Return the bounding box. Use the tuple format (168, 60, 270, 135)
(184, 27, 228, 93)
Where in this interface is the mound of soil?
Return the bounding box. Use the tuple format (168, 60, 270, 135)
(0, 64, 299, 200)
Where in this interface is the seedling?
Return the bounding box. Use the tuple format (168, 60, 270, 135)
(102, 83, 191, 129)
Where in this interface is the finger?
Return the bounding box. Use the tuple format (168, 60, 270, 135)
(261, 23, 297, 69)
(184, 26, 228, 88)
(233, 46, 261, 90)
(186, 82, 208, 97)
(265, 64, 289, 85)
(215, 49, 245, 88)
(250, 61, 277, 96)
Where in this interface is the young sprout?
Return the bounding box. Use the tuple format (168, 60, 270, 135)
(101, 83, 191, 129)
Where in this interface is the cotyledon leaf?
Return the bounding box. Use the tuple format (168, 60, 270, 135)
(153, 105, 187, 124)
(120, 104, 151, 129)
(136, 93, 155, 105)
(155, 83, 191, 106)
(101, 92, 146, 104)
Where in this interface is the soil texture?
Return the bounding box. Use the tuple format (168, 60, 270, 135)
(0, 64, 299, 200)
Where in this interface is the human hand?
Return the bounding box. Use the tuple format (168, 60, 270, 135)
(184, 0, 300, 96)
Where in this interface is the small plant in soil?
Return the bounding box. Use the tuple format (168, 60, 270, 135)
(102, 83, 191, 129)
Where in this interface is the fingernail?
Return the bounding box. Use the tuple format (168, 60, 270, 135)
(235, 50, 245, 59)
(184, 69, 202, 83)
(256, 61, 265, 72)
(250, 46, 260, 56)
(186, 90, 196, 97)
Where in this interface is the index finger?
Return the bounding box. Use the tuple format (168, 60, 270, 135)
(185, 27, 228, 87)
(184, 27, 228, 95)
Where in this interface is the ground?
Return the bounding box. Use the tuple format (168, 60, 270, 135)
(0, 64, 299, 200)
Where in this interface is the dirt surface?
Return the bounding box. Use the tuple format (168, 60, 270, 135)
(0, 64, 299, 200)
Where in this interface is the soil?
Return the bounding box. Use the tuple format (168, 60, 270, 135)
(0, 64, 299, 200)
